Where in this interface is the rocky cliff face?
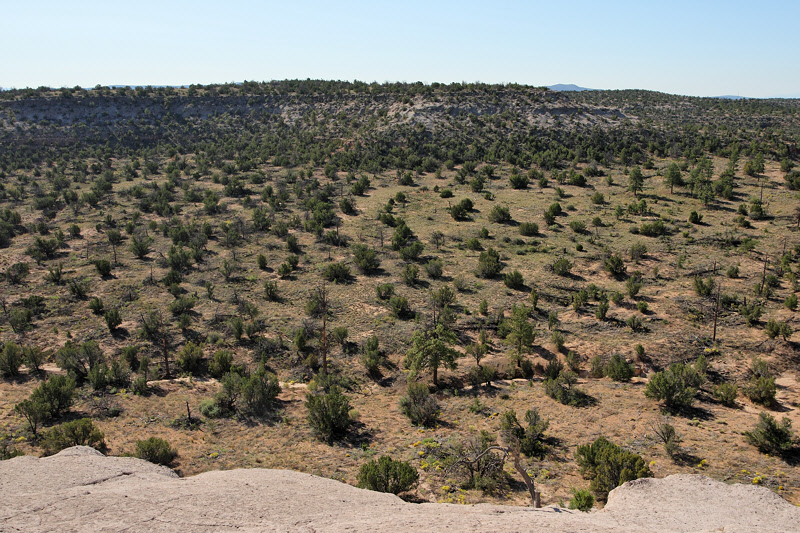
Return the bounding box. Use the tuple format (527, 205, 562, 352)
(2, 446, 798, 532)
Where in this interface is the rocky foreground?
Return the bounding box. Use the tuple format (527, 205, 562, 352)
(1, 447, 798, 532)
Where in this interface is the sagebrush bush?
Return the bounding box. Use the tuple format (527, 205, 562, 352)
(0, 341, 23, 378)
(645, 363, 703, 409)
(503, 270, 525, 290)
(744, 412, 795, 455)
(743, 376, 777, 407)
(135, 437, 177, 466)
(714, 382, 738, 407)
(518, 222, 538, 236)
(499, 408, 549, 458)
(603, 354, 634, 382)
(41, 418, 106, 455)
(569, 488, 595, 511)
(399, 382, 439, 427)
(357, 456, 419, 494)
(576, 436, 652, 500)
(306, 386, 353, 443)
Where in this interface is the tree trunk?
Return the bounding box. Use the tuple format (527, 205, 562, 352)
(510, 448, 539, 508)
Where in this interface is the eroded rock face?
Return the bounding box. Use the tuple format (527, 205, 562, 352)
(2, 447, 798, 532)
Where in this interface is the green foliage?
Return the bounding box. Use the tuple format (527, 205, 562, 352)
(404, 324, 460, 385)
(135, 437, 177, 466)
(569, 488, 595, 511)
(576, 436, 651, 500)
(400, 382, 439, 427)
(306, 386, 353, 443)
(645, 363, 703, 409)
(323, 262, 351, 283)
(488, 205, 512, 224)
(56, 340, 104, 383)
(693, 276, 715, 297)
(176, 342, 204, 375)
(104, 308, 122, 331)
(626, 271, 643, 297)
(357, 456, 419, 494)
(603, 354, 634, 382)
(603, 254, 626, 278)
(401, 264, 420, 286)
(651, 419, 682, 459)
(360, 336, 387, 375)
(744, 376, 777, 407)
(477, 247, 503, 278)
(509, 174, 529, 189)
(552, 257, 572, 276)
(503, 270, 525, 290)
(94, 259, 112, 277)
(208, 350, 233, 379)
(569, 220, 586, 233)
(376, 283, 395, 300)
(499, 408, 549, 458)
(629, 242, 647, 261)
(518, 222, 538, 236)
(263, 280, 279, 301)
(639, 220, 667, 237)
(424, 258, 444, 279)
(0, 341, 23, 378)
(738, 301, 763, 326)
(388, 295, 411, 318)
(31, 375, 76, 419)
(4, 262, 29, 284)
(744, 412, 795, 455)
(352, 244, 381, 274)
(765, 319, 793, 341)
(714, 382, 738, 407)
(41, 418, 106, 455)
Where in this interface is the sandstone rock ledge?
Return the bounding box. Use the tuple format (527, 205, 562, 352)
(1, 446, 798, 532)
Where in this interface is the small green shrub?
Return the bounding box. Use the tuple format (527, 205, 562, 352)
(645, 363, 703, 409)
(744, 412, 795, 455)
(357, 456, 419, 494)
(209, 350, 233, 379)
(323, 262, 350, 283)
(41, 418, 106, 455)
(264, 280, 279, 301)
(477, 248, 503, 278)
(94, 259, 112, 277)
(176, 342, 204, 375)
(552, 257, 572, 276)
(424, 258, 444, 279)
(503, 270, 525, 290)
(604, 354, 634, 382)
(488, 205, 512, 224)
(744, 376, 777, 407)
(135, 437, 177, 466)
(576, 436, 652, 500)
(0, 341, 23, 378)
(499, 408, 549, 458)
(714, 382, 738, 407)
(388, 296, 411, 318)
(569, 488, 595, 511)
(376, 283, 395, 300)
(104, 309, 122, 332)
(399, 382, 439, 427)
(306, 386, 353, 443)
(519, 222, 538, 236)
(401, 264, 419, 286)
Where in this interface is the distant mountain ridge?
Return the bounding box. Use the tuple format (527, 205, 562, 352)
(548, 84, 594, 92)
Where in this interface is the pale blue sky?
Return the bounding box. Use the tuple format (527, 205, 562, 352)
(2, 0, 798, 97)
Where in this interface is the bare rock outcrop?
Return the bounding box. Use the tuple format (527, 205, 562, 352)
(2, 447, 798, 532)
